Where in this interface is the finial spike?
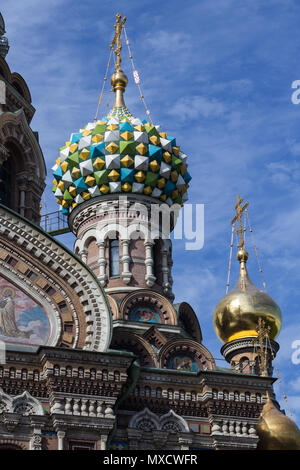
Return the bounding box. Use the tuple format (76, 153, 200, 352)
(110, 13, 128, 108)
(110, 13, 126, 73)
(231, 194, 249, 291)
(231, 194, 249, 249)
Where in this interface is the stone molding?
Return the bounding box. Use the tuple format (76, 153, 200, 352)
(0, 389, 44, 416)
(129, 408, 189, 433)
(119, 289, 178, 325)
(158, 338, 216, 371)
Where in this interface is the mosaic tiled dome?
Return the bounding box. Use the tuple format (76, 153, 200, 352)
(52, 106, 191, 216)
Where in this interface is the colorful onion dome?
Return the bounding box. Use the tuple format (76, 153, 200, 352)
(52, 68, 191, 216)
(213, 248, 282, 343)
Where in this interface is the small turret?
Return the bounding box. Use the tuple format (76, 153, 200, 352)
(0, 13, 9, 59)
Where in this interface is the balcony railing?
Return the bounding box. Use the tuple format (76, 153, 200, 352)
(40, 211, 70, 236)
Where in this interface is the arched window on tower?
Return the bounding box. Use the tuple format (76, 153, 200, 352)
(109, 239, 120, 277)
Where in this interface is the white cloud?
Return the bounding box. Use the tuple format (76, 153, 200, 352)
(170, 96, 227, 120)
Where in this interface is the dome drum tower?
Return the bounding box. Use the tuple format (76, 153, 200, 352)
(71, 193, 175, 299)
(221, 336, 279, 376)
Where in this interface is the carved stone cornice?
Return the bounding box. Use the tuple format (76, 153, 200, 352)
(221, 337, 279, 363)
(142, 326, 167, 349)
(4, 80, 35, 122)
(0, 204, 112, 352)
(69, 194, 154, 236)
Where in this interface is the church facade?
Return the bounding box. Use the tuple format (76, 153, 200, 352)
(0, 12, 299, 451)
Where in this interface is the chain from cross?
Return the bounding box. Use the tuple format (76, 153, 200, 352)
(110, 13, 126, 73)
(253, 317, 271, 376)
(231, 194, 248, 249)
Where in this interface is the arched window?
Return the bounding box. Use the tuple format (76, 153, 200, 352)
(239, 356, 250, 374)
(109, 239, 120, 277)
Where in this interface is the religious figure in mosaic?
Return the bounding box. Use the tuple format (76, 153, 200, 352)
(168, 355, 198, 372)
(0, 287, 29, 338)
(130, 306, 161, 323)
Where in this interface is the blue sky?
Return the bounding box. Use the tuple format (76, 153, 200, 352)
(2, 0, 300, 425)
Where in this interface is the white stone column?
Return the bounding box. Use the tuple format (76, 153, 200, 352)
(79, 248, 88, 264)
(96, 400, 104, 417)
(121, 239, 132, 284)
(57, 431, 66, 450)
(65, 398, 72, 415)
(222, 420, 229, 434)
(73, 398, 81, 415)
(144, 240, 156, 287)
(97, 241, 108, 286)
(50, 397, 64, 414)
(211, 419, 222, 435)
(81, 399, 88, 416)
(89, 400, 96, 417)
(100, 434, 107, 450)
(30, 428, 42, 450)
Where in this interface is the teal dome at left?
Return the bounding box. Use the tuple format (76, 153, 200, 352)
(52, 105, 192, 216)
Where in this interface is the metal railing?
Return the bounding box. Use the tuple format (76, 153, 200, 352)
(40, 211, 70, 236)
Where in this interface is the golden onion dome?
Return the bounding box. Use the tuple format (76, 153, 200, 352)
(256, 395, 300, 450)
(213, 248, 282, 344)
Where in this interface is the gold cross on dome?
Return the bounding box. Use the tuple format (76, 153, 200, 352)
(231, 194, 249, 249)
(110, 13, 126, 73)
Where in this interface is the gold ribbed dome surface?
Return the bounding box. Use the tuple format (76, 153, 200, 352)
(213, 249, 282, 344)
(256, 397, 300, 450)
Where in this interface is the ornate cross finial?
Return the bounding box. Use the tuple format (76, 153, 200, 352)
(110, 13, 126, 73)
(253, 318, 271, 377)
(231, 194, 249, 249)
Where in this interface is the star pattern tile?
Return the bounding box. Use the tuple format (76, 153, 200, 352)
(52, 106, 191, 215)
